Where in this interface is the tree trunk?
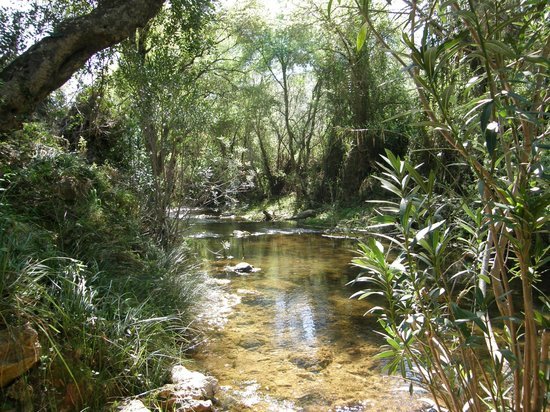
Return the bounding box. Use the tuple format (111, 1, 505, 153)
(0, 0, 165, 133)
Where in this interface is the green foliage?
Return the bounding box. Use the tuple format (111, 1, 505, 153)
(352, 152, 549, 411)
(113, 0, 216, 244)
(0, 136, 205, 410)
(350, 0, 549, 409)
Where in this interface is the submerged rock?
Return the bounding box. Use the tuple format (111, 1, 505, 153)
(238, 337, 266, 350)
(0, 325, 41, 387)
(288, 347, 333, 372)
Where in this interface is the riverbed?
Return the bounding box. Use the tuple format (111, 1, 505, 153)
(185, 215, 433, 411)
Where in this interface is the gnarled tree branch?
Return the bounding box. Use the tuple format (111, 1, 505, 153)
(0, 0, 166, 133)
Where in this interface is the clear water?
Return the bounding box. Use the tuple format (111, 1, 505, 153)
(187, 219, 430, 411)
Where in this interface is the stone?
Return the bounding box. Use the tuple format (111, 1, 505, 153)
(233, 262, 254, 273)
(0, 325, 41, 387)
(156, 385, 216, 412)
(119, 400, 151, 412)
(238, 338, 265, 350)
(170, 365, 218, 398)
(225, 262, 261, 274)
(232, 230, 251, 238)
(152, 365, 218, 411)
(288, 348, 333, 372)
(290, 209, 317, 220)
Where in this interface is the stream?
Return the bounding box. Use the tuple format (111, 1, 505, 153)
(184, 212, 433, 411)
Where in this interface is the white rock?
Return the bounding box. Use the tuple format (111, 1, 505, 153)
(119, 400, 151, 412)
(171, 365, 218, 398)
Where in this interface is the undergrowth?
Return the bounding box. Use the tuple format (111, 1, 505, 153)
(0, 129, 205, 411)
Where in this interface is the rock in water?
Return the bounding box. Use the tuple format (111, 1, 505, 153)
(224, 262, 261, 274)
(233, 262, 254, 273)
(232, 230, 251, 238)
(170, 365, 218, 398)
(0, 325, 41, 387)
(288, 347, 333, 372)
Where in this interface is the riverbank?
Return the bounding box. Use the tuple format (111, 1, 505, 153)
(235, 194, 376, 231)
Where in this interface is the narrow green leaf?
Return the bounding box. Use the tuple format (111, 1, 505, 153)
(350, 290, 383, 300)
(480, 101, 493, 133)
(357, 22, 368, 52)
(485, 129, 498, 156)
(386, 337, 401, 351)
(414, 220, 446, 243)
(423, 46, 438, 78)
(484, 40, 515, 58)
(374, 350, 395, 359)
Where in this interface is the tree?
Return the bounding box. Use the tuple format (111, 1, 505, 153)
(305, 0, 412, 201)
(0, 0, 165, 133)
(114, 0, 214, 244)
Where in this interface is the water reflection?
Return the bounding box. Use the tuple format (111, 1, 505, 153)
(274, 293, 317, 348)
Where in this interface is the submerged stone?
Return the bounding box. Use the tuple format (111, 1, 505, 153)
(288, 348, 333, 372)
(238, 337, 266, 350)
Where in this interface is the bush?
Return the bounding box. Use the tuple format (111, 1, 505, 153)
(351, 152, 549, 411)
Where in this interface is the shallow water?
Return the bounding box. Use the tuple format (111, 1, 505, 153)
(187, 219, 431, 411)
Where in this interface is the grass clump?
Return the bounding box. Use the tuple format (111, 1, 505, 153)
(0, 133, 205, 411)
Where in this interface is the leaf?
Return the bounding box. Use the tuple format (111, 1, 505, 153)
(484, 40, 515, 58)
(451, 303, 489, 334)
(485, 128, 498, 156)
(412, 121, 450, 130)
(477, 179, 485, 198)
(374, 350, 395, 359)
(357, 22, 368, 52)
(366, 306, 385, 314)
(423, 46, 438, 78)
(350, 290, 383, 300)
(402, 32, 416, 50)
(480, 101, 493, 133)
(386, 337, 401, 351)
(327, 0, 333, 18)
(414, 220, 446, 243)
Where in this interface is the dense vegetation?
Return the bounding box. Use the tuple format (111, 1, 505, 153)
(0, 0, 547, 411)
